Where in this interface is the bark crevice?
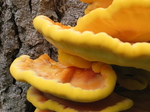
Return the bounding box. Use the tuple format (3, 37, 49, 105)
(0, 0, 87, 111)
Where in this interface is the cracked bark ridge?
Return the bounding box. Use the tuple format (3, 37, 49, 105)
(0, 0, 87, 112)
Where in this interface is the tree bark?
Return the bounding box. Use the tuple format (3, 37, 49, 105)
(0, 0, 87, 111)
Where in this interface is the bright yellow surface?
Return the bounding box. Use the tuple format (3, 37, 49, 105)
(34, 108, 52, 112)
(10, 54, 117, 102)
(58, 50, 92, 68)
(27, 86, 133, 112)
(81, 0, 113, 14)
(75, 0, 150, 42)
(33, 15, 150, 71)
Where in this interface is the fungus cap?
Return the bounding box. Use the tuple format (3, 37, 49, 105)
(33, 15, 150, 71)
(27, 86, 133, 112)
(10, 54, 117, 102)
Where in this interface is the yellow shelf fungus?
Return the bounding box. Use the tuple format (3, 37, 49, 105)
(33, 13, 150, 71)
(34, 108, 52, 112)
(75, 0, 150, 43)
(80, 0, 113, 14)
(27, 86, 133, 112)
(10, 54, 117, 102)
(9, 0, 150, 111)
(58, 50, 92, 68)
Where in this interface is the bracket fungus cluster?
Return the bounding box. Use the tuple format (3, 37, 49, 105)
(10, 0, 150, 111)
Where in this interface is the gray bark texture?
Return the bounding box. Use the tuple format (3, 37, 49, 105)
(0, 0, 87, 112)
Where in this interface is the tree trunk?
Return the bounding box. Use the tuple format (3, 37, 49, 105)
(0, 0, 87, 111)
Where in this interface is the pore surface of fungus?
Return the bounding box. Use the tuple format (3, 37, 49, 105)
(10, 54, 117, 102)
(27, 86, 133, 112)
(33, 14, 150, 71)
